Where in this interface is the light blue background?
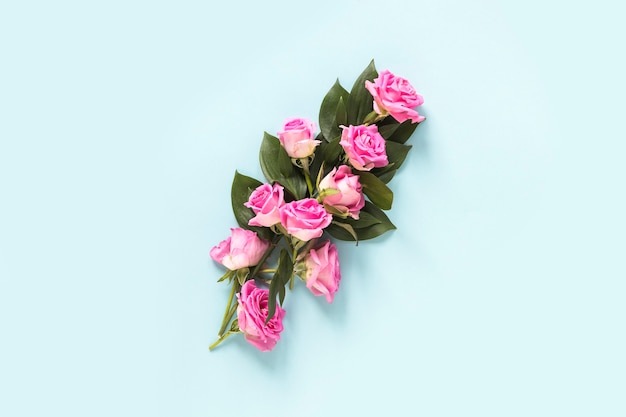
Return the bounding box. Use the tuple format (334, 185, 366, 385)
(1, 1, 624, 416)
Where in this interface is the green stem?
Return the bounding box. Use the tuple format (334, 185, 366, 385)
(225, 302, 238, 326)
(300, 157, 314, 196)
(258, 268, 276, 274)
(217, 281, 239, 337)
(209, 331, 237, 351)
(217, 288, 243, 338)
(289, 244, 297, 290)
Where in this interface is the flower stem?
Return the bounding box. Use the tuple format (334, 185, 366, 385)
(218, 281, 238, 337)
(300, 157, 314, 196)
(209, 331, 237, 351)
(289, 245, 297, 290)
(217, 283, 246, 337)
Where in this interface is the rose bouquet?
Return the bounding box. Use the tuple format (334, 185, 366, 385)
(209, 60, 425, 351)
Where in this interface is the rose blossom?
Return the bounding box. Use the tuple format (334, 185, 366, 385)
(301, 240, 341, 303)
(209, 228, 270, 270)
(364, 69, 425, 124)
(318, 165, 365, 219)
(237, 280, 285, 351)
(339, 124, 388, 171)
(244, 183, 284, 227)
(277, 118, 321, 158)
(279, 198, 332, 242)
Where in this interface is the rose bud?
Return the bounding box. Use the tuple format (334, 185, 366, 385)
(209, 228, 270, 270)
(277, 118, 321, 159)
(318, 165, 365, 219)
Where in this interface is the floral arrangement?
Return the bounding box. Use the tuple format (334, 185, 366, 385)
(208, 60, 425, 351)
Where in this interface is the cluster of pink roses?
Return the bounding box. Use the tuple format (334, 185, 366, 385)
(209, 62, 424, 352)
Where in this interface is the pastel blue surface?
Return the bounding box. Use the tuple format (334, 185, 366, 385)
(1, 1, 625, 416)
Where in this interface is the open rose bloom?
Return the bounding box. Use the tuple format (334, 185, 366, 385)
(365, 69, 425, 124)
(209, 228, 270, 270)
(244, 183, 284, 227)
(279, 198, 332, 241)
(339, 124, 389, 171)
(237, 280, 286, 351)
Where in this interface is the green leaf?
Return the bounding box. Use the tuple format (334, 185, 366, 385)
(344, 210, 381, 229)
(320, 137, 343, 169)
(387, 120, 418, 144)
(325, 224, 354, 241)
(266, 249, 293, 323)
(357, 171, 394, 210)
(378, 121, 401, 140)
(329, 220, 359, 243)
(323, 203, 349, 218)
(230, 318, 240, 332)
(386, 141, 412, 170)
(236, 268, 249, 286)
(231, 171, 272, 240)
(217, 270, 235, 283)
(319, 80, 349, 142)
(310, 137, 343, 184)
(376, 170, 397, 184)
(319, 188, 340, 199)
(326, 202, 396, 241)
(371, 141, 412, 184)
(335, 96, 347, 128)
(278, 284, 286, 306)
(259, 133, 307, 200)
(347, 60, 378, 125)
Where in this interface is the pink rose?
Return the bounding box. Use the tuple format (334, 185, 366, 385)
(237, 280, 285, 351)
(301, 241, 341, 303)
(277, 118, 321, 158)
(339, 124, 389, 171)
(365, 69, 425, 124)
(209, 228, 270, 270)
(318, 165, 365, 219)
(279, 198, 332, 241)
(244, 183, 284, 227)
